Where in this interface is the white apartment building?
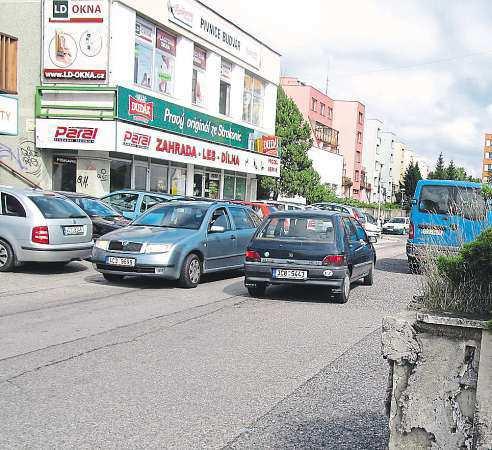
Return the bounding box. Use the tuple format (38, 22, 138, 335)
(362, 118, 383, 203)
(1, 0, 281, 200)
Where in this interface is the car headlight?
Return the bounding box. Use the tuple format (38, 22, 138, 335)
(145, 243, 173, 254)
(94, 239, 110, 251)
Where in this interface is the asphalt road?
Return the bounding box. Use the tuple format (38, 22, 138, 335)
(0, 235, 417, 449)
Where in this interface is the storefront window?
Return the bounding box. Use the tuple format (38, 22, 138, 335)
(150, 162, 168, 192)
(52, 156, 77, 192)
(235, 176, 247, 200)
(110, 160, 132, 192)
(169, 164, 187, 195)
(223, 174, 235, 199)
(192, 45, 206, 106)
(154, 28, 176, 95)
(134, 18, 177, 96)
(243, 72, 264, 126)
(204, 171, 220, 199)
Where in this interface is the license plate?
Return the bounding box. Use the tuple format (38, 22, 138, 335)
(422, 228, 444, 236)
(63, 225, 84, 236)
(106, 256, 136, 267)
(273, 269, 307, 280)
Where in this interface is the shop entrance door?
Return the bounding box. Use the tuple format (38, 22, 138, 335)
(194, 171, 204, 197)
(204, 172, 220, 199)
(134, 162, 148, 190)
(52, 156, 77, 192)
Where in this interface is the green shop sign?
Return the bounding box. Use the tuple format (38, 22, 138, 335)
(117, 86, 254, 150)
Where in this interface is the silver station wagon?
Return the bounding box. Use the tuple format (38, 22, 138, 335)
(91, 201, 261, 287)
(0, 187, 93, 271)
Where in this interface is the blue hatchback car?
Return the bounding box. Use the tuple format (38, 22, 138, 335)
(101, 190, 184, 220)
(406, 180, 492, 269)
(92, 201, 261, 287)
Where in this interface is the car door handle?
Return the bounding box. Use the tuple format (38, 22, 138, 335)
(230, 235, 237, 240)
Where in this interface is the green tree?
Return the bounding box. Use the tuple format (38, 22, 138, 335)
(401, 161, 422, 208)
(446, 160, 457, 180)
(260, 87, 319, 199)
(428, 152, 446, 179)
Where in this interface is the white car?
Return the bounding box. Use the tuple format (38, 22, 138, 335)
(361, 212, 381, 240)
(382, 217, 410, 235)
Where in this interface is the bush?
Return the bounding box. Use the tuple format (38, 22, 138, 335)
(417, 227, 492, 316)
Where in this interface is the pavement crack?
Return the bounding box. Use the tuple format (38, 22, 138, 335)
(0, 294, 249, 384)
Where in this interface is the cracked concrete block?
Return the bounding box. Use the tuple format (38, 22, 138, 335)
(382, 314, 486, 450)
(382, 316, 421, 365)
(475, 330, 492, 450)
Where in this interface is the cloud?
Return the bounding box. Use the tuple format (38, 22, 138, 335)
(204, 0, 489, 176)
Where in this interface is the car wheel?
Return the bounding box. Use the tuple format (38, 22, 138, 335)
(247, 283, 267, 298)
(335, 272, 351, 303)
(363, 262, 374, 286)
(103, 273, 124, 282)
(0, 239, 15, 272)
(179, 253, 202, 288)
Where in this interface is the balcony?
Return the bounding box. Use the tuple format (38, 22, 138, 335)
(314, 123, 339, 151)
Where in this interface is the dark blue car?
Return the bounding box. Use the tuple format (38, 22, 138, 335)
(244, 211, 376, 303)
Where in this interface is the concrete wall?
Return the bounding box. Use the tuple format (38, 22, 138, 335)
(0, 0, 51, 189)
(382, 313, 492, 449)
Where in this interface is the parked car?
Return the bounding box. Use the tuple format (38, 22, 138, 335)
(58, 192, 131, 239)
(91, 201, 262, 287)
(361, 212, 382, 240)
(230, 200, 277, 218)
(0, 187, 93, 271)
(407, 179, 492, 270)
(382, 217, 410, 235)
(244, 210, 377, 303)
(311, 202, 366, 222)
(258, 200, 306, 211)
(101, 190, 184, 220)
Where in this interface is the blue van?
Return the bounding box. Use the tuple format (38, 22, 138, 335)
(407, 180, 491, 267)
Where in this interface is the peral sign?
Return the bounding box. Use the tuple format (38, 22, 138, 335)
(42, 0, 109, 82)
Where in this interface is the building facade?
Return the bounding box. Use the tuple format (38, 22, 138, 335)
(483, 134, 492, 183)
(1, 0, 281, 201)
(362, 118, 383, 203)
(280, 76, 343, 195)
(332, 100, 365, 200)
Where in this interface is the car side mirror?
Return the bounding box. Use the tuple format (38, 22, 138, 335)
(209, 225, 225, 233)
(411, 198, 417, 205)
(368, 236, 377, 244)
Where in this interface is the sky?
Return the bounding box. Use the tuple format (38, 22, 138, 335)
(204, 0, 491, 176)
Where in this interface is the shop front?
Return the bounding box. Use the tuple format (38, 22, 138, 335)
(35, 87, 280, 199)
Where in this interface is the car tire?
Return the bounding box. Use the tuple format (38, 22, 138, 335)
(247, 283, 267, 297)
(334, 272, 351, 303)
(179, 253, 202, 288)
(363, 262, 374, 286)
(103, 273, 124, 282)
(0, 239, 15, 272)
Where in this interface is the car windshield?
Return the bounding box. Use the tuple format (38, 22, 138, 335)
(419, 185, 486, 220)
(259, 216, 335, 242)
(71, 197, 120, 218)
(389, 218, 406, 224)
(29, 195, 87, 219)
(132, 204, 209, 229)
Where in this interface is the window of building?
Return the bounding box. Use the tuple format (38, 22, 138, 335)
(243, 72, 264, 126)
(356, 151, 361, 163)
(485, 139, 492, 147)
(485, 152, 492, 159)
(352, 189, 359, 195)
(320, 102, 325, 116)
(357, 131, 363, 144)
(219, 59, 232, 116)
(0, 33, 17, 94)
(192, 45, 207, 106)
(169, 163, 187, 195)
(110, 160, 132, 191)
(134, 18, 177, 96)
(150, 160, 169, 192)
(354, 171, 360, 182)
(223, 172, 247, 200)
(311, 97, 318, 112)
(327, 107, 333, 119)
(358, 111, 363, 124)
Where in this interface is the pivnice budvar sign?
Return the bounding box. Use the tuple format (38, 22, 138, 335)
(117, 86, 253, 151)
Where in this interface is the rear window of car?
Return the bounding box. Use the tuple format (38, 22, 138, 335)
(390, 218, 406, 224)
(258, 216, 335, 242)
(29, 195, 87, 219)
